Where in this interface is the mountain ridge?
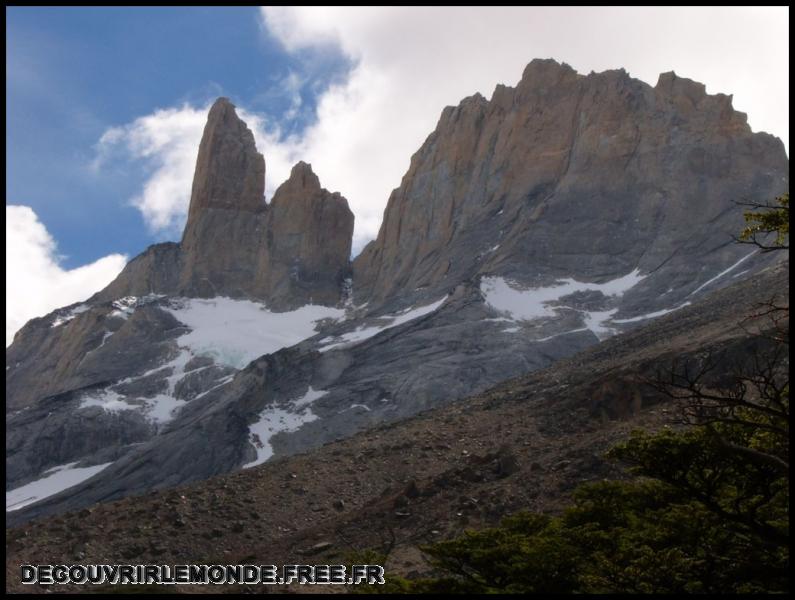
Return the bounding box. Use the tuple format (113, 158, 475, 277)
(5, 58, 789, 527)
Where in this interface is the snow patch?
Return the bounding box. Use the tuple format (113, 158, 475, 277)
(689, 251, 756, 297)
(51, 304, 90, 328)
(242, 407, 319, 469)
(613, 302, 692, 323)
(481, 269, 646, 323)
(167, 297, 345, 369)
(80, 390, 139, 413)
(481, 269, 647, 338)
(6, 462, 113, 512)
(535, 327, 589, 342)
(581, 309, 620, 340)
(318, 296, 448, 352)
(292, 386, 328, 409)
(79, 349, 199, 425)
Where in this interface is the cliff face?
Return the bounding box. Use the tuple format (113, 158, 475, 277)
(178, 97, 269, 298)
(95, 98, 353, 308)
(352, 59, 788, 309)
(257, 162, 354, 307)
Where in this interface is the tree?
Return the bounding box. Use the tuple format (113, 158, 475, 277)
(736, 193, 789, 252)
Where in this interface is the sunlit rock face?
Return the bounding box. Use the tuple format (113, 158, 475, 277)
(353, 59, 788, 313)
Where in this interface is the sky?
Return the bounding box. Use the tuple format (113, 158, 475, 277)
(6, 6, 790, 345)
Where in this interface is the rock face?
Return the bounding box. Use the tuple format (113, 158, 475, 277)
(353, 59, 788, 311)
(94, 98, 353, 307)
(257, 162, 354, 307)
(185, 97, 266, 217)
(178, 97, 268, 298)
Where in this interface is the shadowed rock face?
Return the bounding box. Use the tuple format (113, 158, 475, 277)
(352, 59, 789, 310)
(93, 98, 353, 307)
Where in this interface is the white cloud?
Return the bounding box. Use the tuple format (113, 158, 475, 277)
(95, 7, 789, 255)
(259, 6, 788, 255)
(93, 105, 208, 237)
(6, 205, 127, 346)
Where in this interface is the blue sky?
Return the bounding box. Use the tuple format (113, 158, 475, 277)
(6, 7, 788, 346)
(7, 6, 350, 268)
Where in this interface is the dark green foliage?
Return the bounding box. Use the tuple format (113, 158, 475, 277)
(738, 193, 789, 251)
(377, 435, 787, 593)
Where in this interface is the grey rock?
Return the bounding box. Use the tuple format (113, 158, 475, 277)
(298, 541, 333, 556)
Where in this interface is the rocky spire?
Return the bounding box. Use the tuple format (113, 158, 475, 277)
(94, 102, 355, 307)
(183, 97, 266, 230)
(256, 161, 354, 308)
(177, 98, 269, 298)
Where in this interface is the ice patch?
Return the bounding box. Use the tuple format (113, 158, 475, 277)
(167, 297, 345, 369)
(318, 296, 448, 352)
(6, 462, 113, 512)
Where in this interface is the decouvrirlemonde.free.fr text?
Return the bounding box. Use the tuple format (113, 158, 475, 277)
(21, 564, 385, 585)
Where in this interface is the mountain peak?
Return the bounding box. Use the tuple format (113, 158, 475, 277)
(284, 160, 321, 192)
(183, 97, 266, 230)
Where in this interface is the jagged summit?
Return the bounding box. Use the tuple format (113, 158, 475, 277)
(183, 97, 266, 229)
(352, 59, 787, 308)
(280, 160, 321, 191)
(258, 160, 354, 307)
